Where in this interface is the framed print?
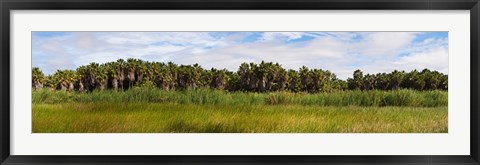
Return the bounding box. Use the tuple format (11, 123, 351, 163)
(1, 0, 479, 165)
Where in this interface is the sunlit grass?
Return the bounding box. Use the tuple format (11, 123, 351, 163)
(32, 103, 448, 133)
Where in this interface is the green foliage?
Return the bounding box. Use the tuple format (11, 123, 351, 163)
(136, 80, 157, 89)
(33, 58, 448, 93)
(32, 67, 45, 89)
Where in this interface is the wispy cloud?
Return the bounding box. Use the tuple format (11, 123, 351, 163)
(32, 31, 448, 79)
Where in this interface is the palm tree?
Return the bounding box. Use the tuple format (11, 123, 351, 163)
(374, 73, 389, 90)
(226, 71, 240, 91)
(287, 69, 300, 92)
(276, 68, 288, 91)
(389, 70, 404, 90)
(32, 67, 44, 90)
(248, 62, 258, 91)
(200, 68, 214, 88)
(308, 69, 318, 92)
(322, 70, 334, 92)
(167, 62, 178, 90)
(126, 58, 137, 88)
(161, 64, 173, 90)
(264, 62, 277, 91)
(76, 66, 88, 92)
(116, 59, 126, 90)
(177, 65, 190, 89)
(402, 69, 418, 90)
(106, 62, 119, 91)
(440, 74, 448, 90)
(428, 70, 442, 90)
(191, 63, 203, 89)
(332, 76, 347, 91)
(238, 62, 250, 90)
(53, 70, 68, 91)
(143, 62, 154, 82)
(151, 62, 170, 90)
(353, 69, 363, 90)
(135, 59, 146, 84)
(31, 58, 448, 92)
(299, 66, 309, 91)
(44, 75, 57, 91)
(212, 68, 228, 90)
(64, 70, 76, 92)
(96, 65, 108, 90)
(84, 62, 100, 91)
(363, 74, 377, 91)
(257, 61, 269, 92)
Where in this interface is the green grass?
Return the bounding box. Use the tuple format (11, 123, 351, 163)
(32, 88, 448, 107)
(32, 103, 448, 133)
(32, 89, 448, 133)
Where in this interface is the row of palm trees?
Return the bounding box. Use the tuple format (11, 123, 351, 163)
(32, 58, 448, 92)
(347, 69, 448, 91)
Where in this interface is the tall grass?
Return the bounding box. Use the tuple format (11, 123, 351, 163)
(32, 103, 448, 133)
(32, 88, 447, 107)
(266, 89, 447, 107)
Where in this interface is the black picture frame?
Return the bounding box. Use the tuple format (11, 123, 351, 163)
(1, 0, 479, 164)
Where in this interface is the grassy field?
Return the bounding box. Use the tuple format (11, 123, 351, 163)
(32, 88, 448, 133)
(33, 88, 448, 107)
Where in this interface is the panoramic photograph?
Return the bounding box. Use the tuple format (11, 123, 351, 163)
(32, 32, 448, 133)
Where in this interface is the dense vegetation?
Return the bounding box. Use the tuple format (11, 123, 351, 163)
(32, 88, 447, 107)
(32, 58, 448, 93)
(33, 103, 447, 133)
(32, 86, 448, 133)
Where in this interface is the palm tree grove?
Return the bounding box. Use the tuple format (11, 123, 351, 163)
(32, 58, 448, 133)
(32, 58, 447, 93)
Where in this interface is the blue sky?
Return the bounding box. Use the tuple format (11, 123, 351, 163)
(32, 32, 448, 80)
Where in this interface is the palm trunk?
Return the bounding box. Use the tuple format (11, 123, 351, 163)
(240, 75, 249, 89)
(266, 79, 273, 91)
(128, 71, 135, 88)
(163, 82, 171, 91)
(137, 72, 144, 83)
(249, 76, 257, 90)
(34, 81, 43, 90)
(289, 81, 297, 91)
(258, 77, 266, 92)
(59, 82, 67, 91)
(215, 76, 225, 90)
(118, 80, 124, 91)
(68, 82, 74, 92)
(79, 82, 85, 92)
(118, 69, 125, 91)
(112, 78, 118, 91)
(313, 79, 320, 92)
(301, 77, 308, 90)
(99, 81, 107, 90)
(191, 81, 197, 89)
(168, 80, 175, 91)
(278, 80, 286, 91)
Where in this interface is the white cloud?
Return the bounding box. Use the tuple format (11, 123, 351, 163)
(32, 32, 448, 80)
(352, 32, 418, 57)
(354, 39, 448, 79)
(394, 47, 449, 72)
(261, 32, 305, 41)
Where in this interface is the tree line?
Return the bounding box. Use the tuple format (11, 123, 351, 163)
(32, 58, 448, 93)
